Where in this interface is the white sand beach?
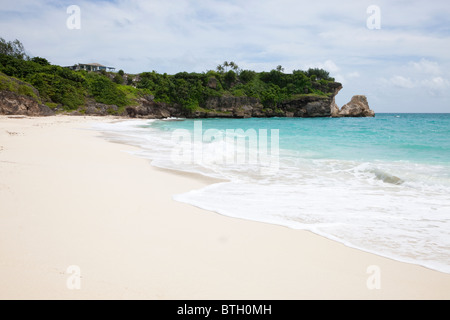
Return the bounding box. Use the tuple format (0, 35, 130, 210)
(0, 115, 449, 300)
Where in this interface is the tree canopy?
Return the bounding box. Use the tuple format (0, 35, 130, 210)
(0, 37, 28, 60)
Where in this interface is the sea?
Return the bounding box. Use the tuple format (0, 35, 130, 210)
(94, 113, 450, 274)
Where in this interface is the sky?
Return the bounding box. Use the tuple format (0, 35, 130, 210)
(1, 0, 450, 112)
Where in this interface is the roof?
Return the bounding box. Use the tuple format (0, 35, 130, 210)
(79, 63, 106, 67)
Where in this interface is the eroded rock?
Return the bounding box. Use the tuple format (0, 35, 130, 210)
(337, 95, 375, 117)
(0, 90, 54, 116)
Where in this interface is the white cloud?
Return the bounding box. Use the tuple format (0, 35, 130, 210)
(305, 60, 339, 73)
(422, 77, 450, 90)
(410, 59, 441, 75)
(385, 76, 415, 89)
(303, 60, 353, 84)
(1, 0, 450, 112)
(382, 58, 449, 94)
(382, 75, 450, 96)
(347, 72, 360, 79)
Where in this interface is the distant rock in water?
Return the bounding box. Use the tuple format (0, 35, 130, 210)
(372, 169, 404, 185)
(334, 95, 375, 118)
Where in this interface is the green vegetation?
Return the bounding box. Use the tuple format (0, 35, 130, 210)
(0, 71, 41, 102)
(0, 38, 28, 60)
(117, 84, 151, 105)
(85, 72, 127, 107)
(0, 38, 142, 111)
(135, 62, 335, 111)
(0, 37, 336, 114)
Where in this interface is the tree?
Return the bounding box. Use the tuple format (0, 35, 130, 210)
(276, 65, 284, 72)
(113, 73, 124, 84)
(0, 38, 28, 60)
(229, 61, 239, 71)
(118, 69, 124, 76)
(31, 57, 50, 66)
(239, 70, 256, 84)
(127, 76, 134, 85)
(216, 64, 224, 73)
(306, 68, 330, 81)
(87, 73, 128, 107)
(224, 70, 237, 88)
(223, 61, 230, 72)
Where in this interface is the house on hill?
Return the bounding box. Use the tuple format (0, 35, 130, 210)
(66, 63, 115, 72)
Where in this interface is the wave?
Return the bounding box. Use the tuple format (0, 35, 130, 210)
(92, 118, 450, 274)
(371, 169, 404, 185)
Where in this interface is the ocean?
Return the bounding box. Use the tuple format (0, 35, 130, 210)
(94, 113, 450, 273)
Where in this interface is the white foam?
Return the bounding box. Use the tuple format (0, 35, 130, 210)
(94, 119, 450, 274)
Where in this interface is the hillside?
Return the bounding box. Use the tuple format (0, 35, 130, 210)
(0, 38, 373, 118)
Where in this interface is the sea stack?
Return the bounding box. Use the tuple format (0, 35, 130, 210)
(332, 95, 375, 117)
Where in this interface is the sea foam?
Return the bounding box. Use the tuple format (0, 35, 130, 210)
(93, 115, 450, 274)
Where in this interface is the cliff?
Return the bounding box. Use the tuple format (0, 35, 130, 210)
(0, 90, 53, 116)
(123, 81, 375, 119)
(0, 73, 374, 119)
(0, 74, 54, 116)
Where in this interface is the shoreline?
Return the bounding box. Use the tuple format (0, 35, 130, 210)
(98, 116, 450, 275)
(1, 115, 450, 299)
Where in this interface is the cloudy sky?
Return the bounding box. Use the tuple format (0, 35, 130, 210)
(1, 0, 450, 112)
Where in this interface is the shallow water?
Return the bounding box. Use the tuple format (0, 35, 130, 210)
(94, 114, 450, 273)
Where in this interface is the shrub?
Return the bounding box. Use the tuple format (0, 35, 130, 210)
(31, 57, 50, 66)
(306, 68, 332, 81)
(239, 70, 256, 84)
(113, 74, 124, 84)
(86, 73, 128, 107)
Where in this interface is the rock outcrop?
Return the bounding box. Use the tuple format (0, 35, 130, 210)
(334, 95, 375, 117)
(0, 90, 54, 116)
(83, 100, 123, 116)
(126, 96, 183, 119)
(200, 96, 263, 118)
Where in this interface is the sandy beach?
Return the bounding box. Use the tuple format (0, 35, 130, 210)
(0, 115, 449, 300)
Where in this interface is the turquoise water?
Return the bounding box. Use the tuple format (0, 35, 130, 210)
(95, 114, 450, 273)
(148, 113, 450, 165)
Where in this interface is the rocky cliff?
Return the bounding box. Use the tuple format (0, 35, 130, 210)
(123, 81, 375, 119)
(0, 90, 54, 116)
(125, 97, 183, 119)
(0, 73, 54, 116)
(0, 76, 374, 118)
